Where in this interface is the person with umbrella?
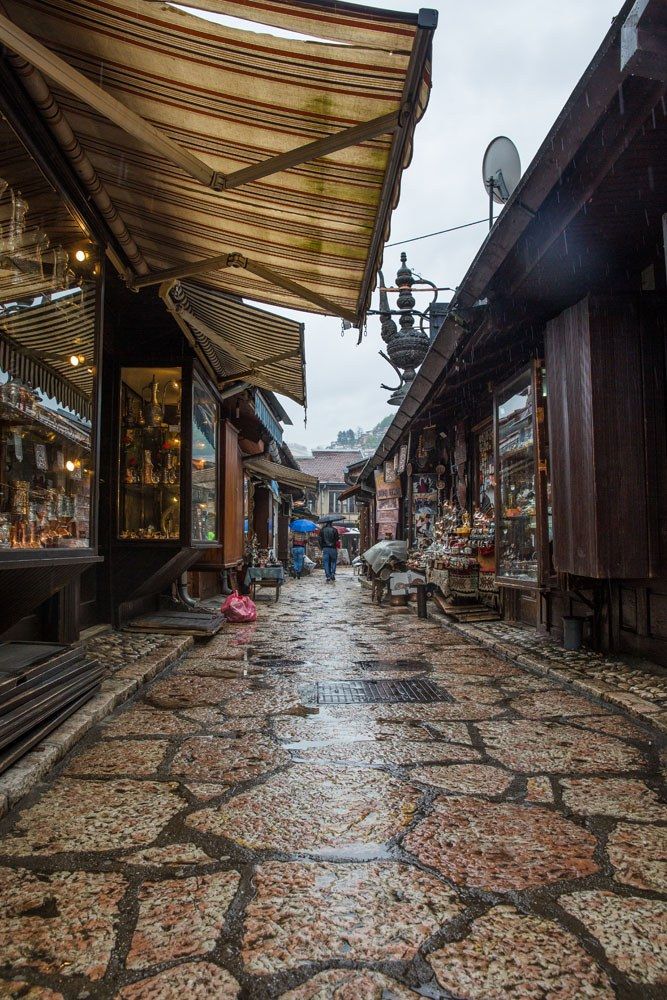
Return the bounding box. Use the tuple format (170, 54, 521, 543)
(318, 514, 342, 583)
(289, 518, 316, 579)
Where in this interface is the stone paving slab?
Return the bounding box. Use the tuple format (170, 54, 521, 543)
(0, 569, 664, 998)
(441, 615, 667, 734)
(0, 632, 191, 818)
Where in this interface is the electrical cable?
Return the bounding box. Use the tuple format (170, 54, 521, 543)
(385, 217, 488, 248)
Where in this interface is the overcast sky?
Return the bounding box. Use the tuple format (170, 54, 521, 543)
(195, 0, 623, 450)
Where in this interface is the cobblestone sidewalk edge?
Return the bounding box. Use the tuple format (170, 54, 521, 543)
(0, 635, 194, 820)
(427, 608, 667, 737)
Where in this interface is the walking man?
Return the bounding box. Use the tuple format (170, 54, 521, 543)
(318, 520, 340, 583)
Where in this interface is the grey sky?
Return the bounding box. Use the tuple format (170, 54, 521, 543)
(273, 0, 623, 449)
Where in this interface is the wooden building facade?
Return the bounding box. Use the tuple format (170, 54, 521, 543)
(361, 0, 667, 663)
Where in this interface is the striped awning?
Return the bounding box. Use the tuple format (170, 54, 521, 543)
(163, 279, 306, 405)
(244, 456, 317, 492)
(0, 285, 95, 418)
(0, 0, 435, 324)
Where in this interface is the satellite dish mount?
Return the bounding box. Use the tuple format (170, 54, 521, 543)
(482, 136, 521, 230)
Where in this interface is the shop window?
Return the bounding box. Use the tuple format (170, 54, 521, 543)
(0, 117, 99, 551)
(496, 371, 538, 583)
(191, 377, 218, 542)
(118, 367, 182, 539)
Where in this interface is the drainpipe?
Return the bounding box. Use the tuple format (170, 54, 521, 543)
(172, 574, 199, 610)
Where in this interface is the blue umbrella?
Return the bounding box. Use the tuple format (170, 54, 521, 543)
(290, 518, 318, 533)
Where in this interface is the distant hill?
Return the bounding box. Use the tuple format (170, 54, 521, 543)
(286, 414, 393, 458)
(327, 415, 392, 451)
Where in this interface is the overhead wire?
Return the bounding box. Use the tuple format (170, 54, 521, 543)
(385, 217, 488, 247)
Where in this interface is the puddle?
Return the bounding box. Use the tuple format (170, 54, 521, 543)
(281, 736, 369, 750)
(309, 842, 393, 862)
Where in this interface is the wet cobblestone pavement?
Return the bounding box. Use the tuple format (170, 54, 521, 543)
(0, 569, 665, 998)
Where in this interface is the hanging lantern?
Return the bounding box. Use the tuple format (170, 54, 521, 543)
(377, 253, 432, 406)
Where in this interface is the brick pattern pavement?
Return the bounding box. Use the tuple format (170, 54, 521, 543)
(0, 569, 665, 998)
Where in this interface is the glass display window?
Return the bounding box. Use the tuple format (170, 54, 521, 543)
(118, 367, 182, 540)
(0, 115, 100, 551)
(191, 376, 218, 542)
(495, 369, 538, 584)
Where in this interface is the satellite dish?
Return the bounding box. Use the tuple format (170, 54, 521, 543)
(483, 136, 521, 205)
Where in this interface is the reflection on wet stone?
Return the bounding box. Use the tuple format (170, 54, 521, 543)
(242, 861, 461, 972)
(187, 764, 421, 853)
(0, 569, 664, 997)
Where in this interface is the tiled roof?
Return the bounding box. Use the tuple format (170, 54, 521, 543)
(297, 450, 363, 483)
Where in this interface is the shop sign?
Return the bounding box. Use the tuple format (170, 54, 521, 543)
(375, 469, 402, 500)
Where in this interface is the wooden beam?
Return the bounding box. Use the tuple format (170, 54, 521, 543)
(221, 111, 400, 190)
(0, 12, 218, 189)
(622, 0, 667, 81)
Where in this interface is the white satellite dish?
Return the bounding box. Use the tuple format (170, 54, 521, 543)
(482, 136, 521, 227)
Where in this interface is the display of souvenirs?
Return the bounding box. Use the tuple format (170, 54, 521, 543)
(118, 368, 182, 540)
(0, 379, 92, 549)
(415, 499, 497, 605)
(245, 531, 260, 566)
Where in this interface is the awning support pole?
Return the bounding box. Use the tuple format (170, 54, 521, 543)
(222, 348, 302, 379)
(135, 253, 359, 325)
(220, 110, 401, 190)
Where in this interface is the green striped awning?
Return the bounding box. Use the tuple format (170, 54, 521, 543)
(163, 278, 306, 406)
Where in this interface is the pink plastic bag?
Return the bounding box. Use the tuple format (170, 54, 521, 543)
(221, 590, 257, 623)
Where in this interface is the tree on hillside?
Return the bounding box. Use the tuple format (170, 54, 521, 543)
(336, 429, 356, 446)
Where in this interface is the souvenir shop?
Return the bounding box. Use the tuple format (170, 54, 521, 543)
(0, 92, 104, 643)
(372, 350, 550, 625)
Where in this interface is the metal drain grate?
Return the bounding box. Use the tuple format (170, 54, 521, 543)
(316, 679, 452, 705)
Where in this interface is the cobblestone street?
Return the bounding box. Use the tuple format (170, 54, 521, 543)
(0, 569, 665, 998)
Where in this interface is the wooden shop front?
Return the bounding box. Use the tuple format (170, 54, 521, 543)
(361, 0, 667, 660)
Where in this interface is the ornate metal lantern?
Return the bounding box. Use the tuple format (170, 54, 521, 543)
(377, 252, 435, 406)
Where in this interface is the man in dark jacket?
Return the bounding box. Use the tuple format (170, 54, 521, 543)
(318, 522, 340, 583)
